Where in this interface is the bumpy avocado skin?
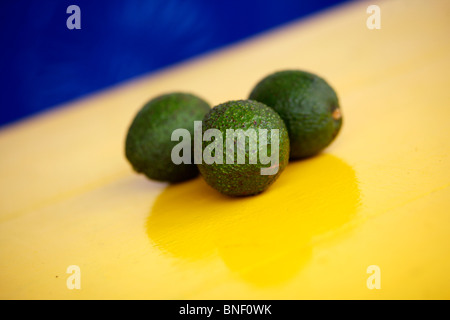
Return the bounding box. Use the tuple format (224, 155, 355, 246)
(197, 100, 290, 197)
(249, 70, 342, 159)
(125, 92, 210, 183)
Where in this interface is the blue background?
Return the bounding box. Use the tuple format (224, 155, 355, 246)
(0, 0, 348, 127)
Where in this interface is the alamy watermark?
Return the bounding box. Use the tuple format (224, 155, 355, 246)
(366, 265, 381, 289)
(66, 265, 81, 289)
(366, 5, 381, 30)
(171, 121, 280, 176)
(66, 5, 81, 30)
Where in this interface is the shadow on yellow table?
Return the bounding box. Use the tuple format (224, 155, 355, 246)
(148, 154, 360, 287)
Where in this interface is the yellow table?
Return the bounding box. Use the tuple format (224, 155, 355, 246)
(1, 0, 449, 299)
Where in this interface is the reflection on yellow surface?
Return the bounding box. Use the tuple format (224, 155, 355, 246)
(147, 154, 360, 287)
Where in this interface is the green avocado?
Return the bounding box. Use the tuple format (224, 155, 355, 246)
(197, 100, 290, 197)
(125, 92, 210, 182)
(249, 70, 342, 159)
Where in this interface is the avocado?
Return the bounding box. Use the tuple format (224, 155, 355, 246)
(197, 100, 290, 196)
(249, 70, 342, 159)
(125, 92, 211, 182)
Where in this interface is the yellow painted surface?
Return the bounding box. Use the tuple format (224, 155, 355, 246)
(1, 0, 450, 299)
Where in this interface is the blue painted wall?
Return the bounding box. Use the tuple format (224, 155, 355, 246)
(0, 0, 348, 127)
